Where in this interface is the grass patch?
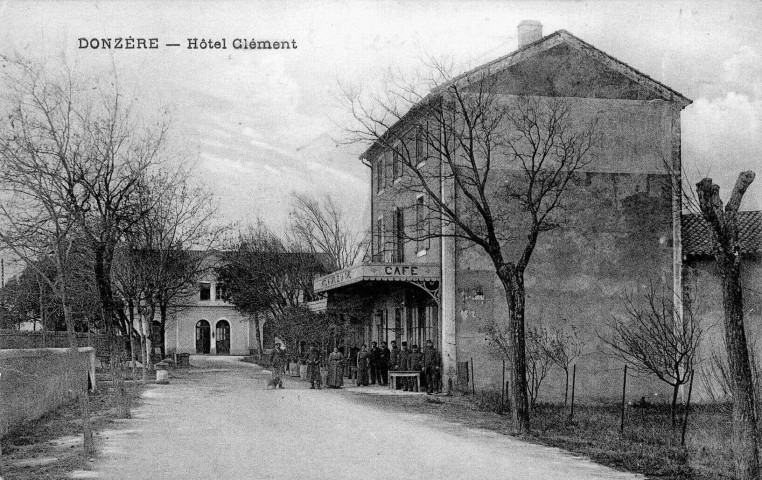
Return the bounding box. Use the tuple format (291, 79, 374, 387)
(1, 382, 146, 480)
(345, 391, 734, 479)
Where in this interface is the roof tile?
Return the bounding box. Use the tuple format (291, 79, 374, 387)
(682, 211, 762, 257)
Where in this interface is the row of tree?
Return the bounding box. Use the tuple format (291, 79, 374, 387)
(0, 55, 224, 453)
(0, 55, 365, 456)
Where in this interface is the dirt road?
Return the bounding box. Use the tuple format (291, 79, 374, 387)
(73, 356, 642, 479)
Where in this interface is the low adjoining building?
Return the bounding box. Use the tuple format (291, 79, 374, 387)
(164, 253, 261, 356)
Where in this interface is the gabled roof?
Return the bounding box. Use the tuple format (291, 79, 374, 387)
(682, 211, 762, 257)
(434, 30, 692, 107)
(361, 29, 692, 162)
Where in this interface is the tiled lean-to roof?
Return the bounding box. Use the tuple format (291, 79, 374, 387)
(682, 211, 762, 257)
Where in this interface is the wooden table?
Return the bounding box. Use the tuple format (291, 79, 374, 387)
(389, 371, 421, 392)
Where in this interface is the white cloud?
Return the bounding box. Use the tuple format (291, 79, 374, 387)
(683, 91, 762, 210)
(722, 46, 762, 99)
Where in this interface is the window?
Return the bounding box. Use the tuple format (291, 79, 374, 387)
(373, 216, 384, 261)
(383, 211, 394, 263)
(392, 146, 402, 181)
(426, 304, 439, 350)
(404, 302, 439, 350)
(405, 306, 415, 347)
(417, 305, 426, 347)
(376, 154, 384, 193)
(415, 127, 425, 166)
(415, 196, 431, 252)
(215, 282, 227, 301)
(199, 282, 211, 301)
(374, 309, 387, 343)
(394, 207, 404, 262)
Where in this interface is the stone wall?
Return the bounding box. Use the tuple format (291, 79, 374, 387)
(0, 347, 95, 438)
(453, 97, 679, 403)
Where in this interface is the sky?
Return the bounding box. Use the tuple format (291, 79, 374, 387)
(1, 0, 761, 241)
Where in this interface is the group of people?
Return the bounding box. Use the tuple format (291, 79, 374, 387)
(269, 343, 346, 390)
(269, 339, 442, 394)
(351, 339, 442, 394)
(306, 345, 345, 389)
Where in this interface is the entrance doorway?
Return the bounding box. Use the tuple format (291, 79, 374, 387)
(215, 320, 230, 355)
(196, 320, 210, 354)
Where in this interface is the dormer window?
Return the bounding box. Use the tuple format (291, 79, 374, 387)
(199, 282, 211, 301)
(215, 282, 227, 301)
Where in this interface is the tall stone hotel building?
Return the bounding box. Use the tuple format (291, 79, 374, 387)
(313, 22, 696, 401)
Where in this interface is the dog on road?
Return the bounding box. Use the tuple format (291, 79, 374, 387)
(266, 376, 283, 389)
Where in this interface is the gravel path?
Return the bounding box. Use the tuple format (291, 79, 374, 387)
(73, 356, 642, 479)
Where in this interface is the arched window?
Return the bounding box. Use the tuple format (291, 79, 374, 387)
(215, 320, 230, 355)
(195, 320, 210, 354)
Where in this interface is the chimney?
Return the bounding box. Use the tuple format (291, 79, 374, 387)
(518, 20, 543, 48)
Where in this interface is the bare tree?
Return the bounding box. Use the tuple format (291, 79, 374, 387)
(603, 282, 703, 430)
(0, 55, 95, 452)
(0, 53, 171, 418)
(288, 192, 366, 271)
(218, 223, 328, 354)
(344, 63, 599, 432)
(543, 321, 585, 407)
(112, 166, 221, 378)
(525, 327, 554, 410)
(694, 171, 758, 479)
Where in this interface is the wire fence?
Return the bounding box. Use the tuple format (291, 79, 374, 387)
(463, 357, 734, 452)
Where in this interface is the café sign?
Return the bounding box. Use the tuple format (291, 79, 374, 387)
(315, 263, 440, 293)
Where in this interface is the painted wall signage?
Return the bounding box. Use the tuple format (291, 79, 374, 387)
(315, 263, 440, 293)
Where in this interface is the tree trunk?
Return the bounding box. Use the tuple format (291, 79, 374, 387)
(62, 296, 94, 455)
(140, 314, 148, 383)
(696, 172, 758, 479)
(127, 301, 137, 380)
(129, 330, 138, 381)
(145, 302, 156, 370)
(564, 369, 569, 407)
(94, 247, 130, 418)
(498, 263, 530, 434)
(723, 256, 759, 479)
(252, 313, 263, 355)
(159, 302, 168, 357)
(671, 382, 680, 432)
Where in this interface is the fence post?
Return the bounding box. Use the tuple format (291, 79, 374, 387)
(681, 369, 695, 446)
(620, 364, 628, 434)
(569, 364, 576, 421)
(470, 357, 475, 396)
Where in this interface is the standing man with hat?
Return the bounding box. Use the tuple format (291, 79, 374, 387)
(423, 339, 441, 394)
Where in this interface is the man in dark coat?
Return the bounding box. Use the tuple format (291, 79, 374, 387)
(408, 344, 424, 392)
(423, 339, 441, 394)
(389, 340, 399, 371)
(348, 345, 359, 380)
(357, 344, 370, 386)
(379, 341, 391, 386)
(270, 343, 285, 388)
(369, 341, 380, 385)
(307, 345, 322, 389)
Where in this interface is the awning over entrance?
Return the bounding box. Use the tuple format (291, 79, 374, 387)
(314, 263, 440, 294)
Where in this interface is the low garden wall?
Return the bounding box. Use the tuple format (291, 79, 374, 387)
(0, 347, 95, 438)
